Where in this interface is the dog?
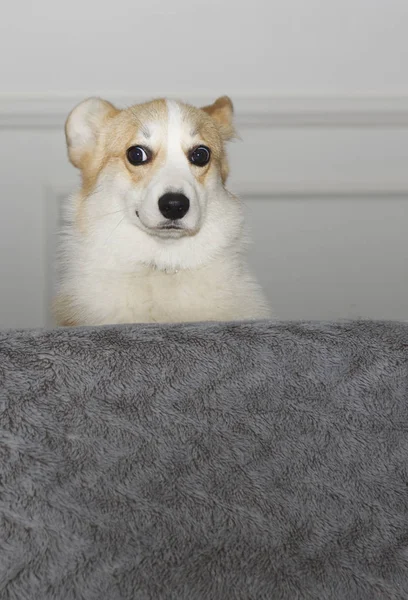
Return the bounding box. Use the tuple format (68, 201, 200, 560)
(54, 96, 270, 326)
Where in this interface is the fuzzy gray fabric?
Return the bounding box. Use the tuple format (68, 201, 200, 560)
(1, 320, 408, 599)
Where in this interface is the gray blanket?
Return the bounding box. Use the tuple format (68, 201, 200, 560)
(1, 320, 408, 599)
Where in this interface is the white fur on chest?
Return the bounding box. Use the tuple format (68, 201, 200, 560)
(68, 254, 267, 325)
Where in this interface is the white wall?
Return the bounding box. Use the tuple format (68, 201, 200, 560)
(1, 0, 408, 95)
(0, 0, 408, 328)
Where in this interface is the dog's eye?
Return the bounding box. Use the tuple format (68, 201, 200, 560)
(127, 146, 151, 166)
(189, 146, 211, 167)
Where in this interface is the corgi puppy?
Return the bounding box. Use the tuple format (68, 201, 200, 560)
(54, 96, 270, 326)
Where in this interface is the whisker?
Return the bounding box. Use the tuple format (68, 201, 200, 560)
(90, 183, 106, 196)
(80, 184, 127, 219)
(102, 216, 125, 245)
(97, 207, 127, 218)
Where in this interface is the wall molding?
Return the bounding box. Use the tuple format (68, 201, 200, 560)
(234, 181, 408, 202)
(238, 186, 408, 199)
(2, 94, 408, 129)
(51, 184, 408, 203)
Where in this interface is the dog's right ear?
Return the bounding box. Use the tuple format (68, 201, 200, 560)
(65, 97, 118, 169)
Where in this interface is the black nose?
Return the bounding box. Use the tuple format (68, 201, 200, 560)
(158, 193, 190, 220)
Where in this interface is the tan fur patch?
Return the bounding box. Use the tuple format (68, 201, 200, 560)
(178, 102, 231, 184)
(116, 99, 168, 186)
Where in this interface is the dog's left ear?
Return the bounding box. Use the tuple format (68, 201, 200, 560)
(201, 96, 235, 140)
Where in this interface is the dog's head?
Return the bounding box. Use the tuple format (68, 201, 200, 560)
(65, 96, 242, 269)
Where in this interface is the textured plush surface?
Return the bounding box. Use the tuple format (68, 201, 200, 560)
(1, 320, 408, 599)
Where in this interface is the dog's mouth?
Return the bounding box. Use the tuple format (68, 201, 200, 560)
(152, 222, 192, 238)
(160, 223, 183, 231)
(135, 211, 195, 237)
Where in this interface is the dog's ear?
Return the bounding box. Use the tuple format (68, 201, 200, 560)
(201, 96, 235, 140)
(65, 97, 118, 169)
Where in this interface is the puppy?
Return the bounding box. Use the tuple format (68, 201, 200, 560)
(54, 96, 270, 325)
